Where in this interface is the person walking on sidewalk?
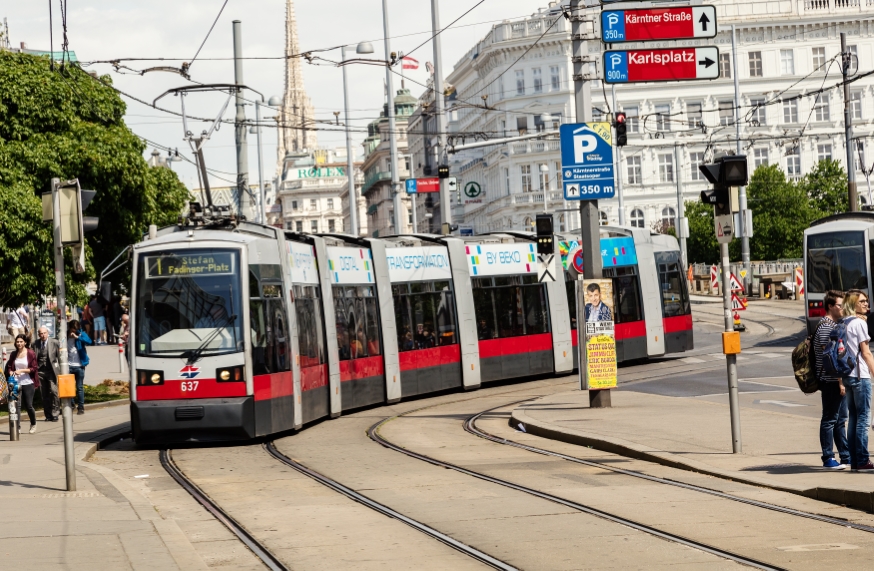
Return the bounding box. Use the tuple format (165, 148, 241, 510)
(842, 291, 874, 471)
(3, 334, 39, 433)
(6, 306, 29, 340)
(88, 295, 107, 345)
(815, 290, 850, 469)
(34, 326, 61, 422)
(66, 320, 91, 415)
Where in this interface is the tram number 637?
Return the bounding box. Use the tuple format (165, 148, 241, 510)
(180, 381, 199, 392)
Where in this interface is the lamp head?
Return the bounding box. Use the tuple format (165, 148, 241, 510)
(356, 42, 375, 55)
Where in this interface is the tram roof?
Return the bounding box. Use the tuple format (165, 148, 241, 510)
(810, 211, 874, 228)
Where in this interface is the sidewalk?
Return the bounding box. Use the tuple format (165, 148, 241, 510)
(0, 404, 208, 570)
(2, 343, 128, 386)
(512, 388, 874, 513)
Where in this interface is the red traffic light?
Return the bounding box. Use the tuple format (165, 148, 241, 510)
(615, 112, 626, 124)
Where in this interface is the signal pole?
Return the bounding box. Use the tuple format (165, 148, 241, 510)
(233, 21, 251, 219)
(842, 32, 858, 212)
(731, 25, 751, 289)
(431, 0, 451, 234)
(612, 84, 625, 226)
(381, 0, 402, 233)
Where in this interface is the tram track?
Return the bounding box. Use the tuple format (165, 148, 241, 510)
(368, 403, 785, 571)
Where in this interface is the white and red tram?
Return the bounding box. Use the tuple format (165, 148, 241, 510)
(130, 222, 692, 443)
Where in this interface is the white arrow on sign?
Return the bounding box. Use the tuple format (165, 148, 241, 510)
(754, 400, 808, 407)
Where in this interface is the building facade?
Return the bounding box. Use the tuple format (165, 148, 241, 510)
(412, 0, 874, 236)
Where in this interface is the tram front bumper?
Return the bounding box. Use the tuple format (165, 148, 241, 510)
(131, 396, 255, 443)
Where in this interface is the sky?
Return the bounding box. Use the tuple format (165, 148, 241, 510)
(6, 0, 547, 189)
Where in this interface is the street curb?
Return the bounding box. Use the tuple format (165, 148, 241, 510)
(510, 403, 874, 513)
(84, 398, 130, 411)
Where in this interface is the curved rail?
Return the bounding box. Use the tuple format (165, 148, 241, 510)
(367, 413, 784, 571)
(159, 449, 288, 571)
(263, 442, 517, 571)
(466, 405, 874, 534)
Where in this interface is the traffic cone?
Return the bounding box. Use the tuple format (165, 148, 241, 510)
(733, 310, 746, 332)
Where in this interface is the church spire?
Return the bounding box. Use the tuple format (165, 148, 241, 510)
(278, 0, 316, 165)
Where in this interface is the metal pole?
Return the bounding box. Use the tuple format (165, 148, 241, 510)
(382, 0, 402, 234)
(731, 25, 751, 289)
(674, 143, 687, 267)
(409, 154, 418, 232)
(721, 240, 742, 453)
(255, 99, 266, 225)
(431, 0, 451, 234)
(233, 20, 250, 220)
(52, 178, 76, 490)
(342, 45, 359, 237)
(612, 84, 625, 226)
(842, 32, 858, 212)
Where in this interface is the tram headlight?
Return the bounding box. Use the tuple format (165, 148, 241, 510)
(137, 369, 164, 386)
(216, 366, 244, 383)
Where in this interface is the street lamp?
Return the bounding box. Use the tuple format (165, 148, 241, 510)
(342, 41, 374, 236)
(539, 163, 550, 214)
(249, 95, 282, 225)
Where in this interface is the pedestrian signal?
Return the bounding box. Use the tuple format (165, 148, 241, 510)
(535, 214, 554, 255)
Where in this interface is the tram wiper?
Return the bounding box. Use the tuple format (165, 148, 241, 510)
(182, 314, 237, 365)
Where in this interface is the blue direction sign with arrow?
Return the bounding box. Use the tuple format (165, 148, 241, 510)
(559, 122, 615, 201)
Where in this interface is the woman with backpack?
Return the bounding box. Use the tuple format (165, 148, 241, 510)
(842, 291, 874, 471)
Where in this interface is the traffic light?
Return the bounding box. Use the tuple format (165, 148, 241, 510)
(699, 155, 748, 213)
(438, 164, 450, 179)
(614, 112, 627, 147)
(42, 179, 99, 273)
(535, 213, 554, 255)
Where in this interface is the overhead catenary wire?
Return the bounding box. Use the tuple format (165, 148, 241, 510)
(189, 0, 229, 69)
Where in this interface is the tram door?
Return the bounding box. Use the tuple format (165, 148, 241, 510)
(386, 246, 462, 397)
(655, 251, 693, 353)
(326, 246, 386, 411)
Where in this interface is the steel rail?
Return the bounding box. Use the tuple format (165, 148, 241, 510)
(263, 442, 517, 571)
(368, 412, 785, 571)
(467, 405, 874, 535)
(159, 449, 288, 571)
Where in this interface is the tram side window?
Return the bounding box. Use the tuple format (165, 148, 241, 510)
(392, 281, 458, 352)
(293, 285, 325, 368)
(614, 275, 643, 322)
(520, 274, 549, 334)
(333, 286, 382, 361)
(565, 276, 577, 330)
(249, 266, 290, 375)
(655, 253, 691, 317)
(473, 276, 551, 340)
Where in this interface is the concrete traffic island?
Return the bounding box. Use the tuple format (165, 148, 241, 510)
(511, 389, 874, 513)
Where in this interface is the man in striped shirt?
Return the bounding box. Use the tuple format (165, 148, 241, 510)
(816, 289, 850, 469)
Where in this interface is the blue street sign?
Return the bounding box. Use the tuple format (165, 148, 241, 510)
(405, 179, 417, 194)
(559, 122, 615, 201)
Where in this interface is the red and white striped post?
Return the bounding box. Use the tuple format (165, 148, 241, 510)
(118, 338, 126, 374)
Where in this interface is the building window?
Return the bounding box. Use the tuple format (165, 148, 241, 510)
(295, 220, 303, 233)
(689, 152, 705, 181)
(817, 144, 833, 162)
(554, 161, 562, 189)
(516, 116, 528, 135)
(592, 107, 604, 123)
(523, 216, 533, 229)
(654, 104, 671, 131)
(748, 51, 763, 77)
(310, 198, 317, 210)
(327, 198, 334, 210)
(749, 98, 766, 125)
(718, 100, 733, 126)
(284, 221, 293, 230)
(661, 207, 676, 228)
(783, 99, 798, 123)
(780, 49, 795, 75)
(515, 70, 525, 95)
(538, 163, 549, 190)
(813, 94, 830, 122)
(851, 91, 863, 120)
(658, 154, 674, 183)
(328, 219, 336, 232)
(812, 47, 826, 70)
(292, 200, 299, 210)
(753, 148, 769, 168)
(624, 106, 639, 133)
(599, 211, 608, 225)
(630, 208, 644, 228)
(719, 53, 731, 79)
(521, 164, 532, 193)
(550, 66, 560, 90)
(786, 146, 801, 178)
(848, 45, 858, 67)
(310, 220, 318, 233)
(504, 167, 510, 195)
(533, 68, 542, 93)
(627, 156, 642, 185)
(687, 102, 703, 127)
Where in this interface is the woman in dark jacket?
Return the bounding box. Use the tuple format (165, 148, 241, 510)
(4, 333, 40, 433)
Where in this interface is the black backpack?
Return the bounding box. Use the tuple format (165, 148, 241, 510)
(792, 322, 821, 394)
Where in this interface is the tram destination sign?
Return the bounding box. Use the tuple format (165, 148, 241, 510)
(603, 46, 720, 84)
(601, 6, 717, 43)
(145, 252, 235, 278)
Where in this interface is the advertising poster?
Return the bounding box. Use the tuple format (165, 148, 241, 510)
(582, 279, 617, 390)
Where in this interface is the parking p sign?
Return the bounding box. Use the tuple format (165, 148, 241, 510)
(560, 122, 615, 201)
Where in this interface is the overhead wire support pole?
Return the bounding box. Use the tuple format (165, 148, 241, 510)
(382, 0, 403, 234)
(842, 32, 858, 212)
(612, 84, 624, 226)
(722, 231, 742, 453)
(233, 20, 250, 220)
(674, 142, 687, 268)
(731, 25, 750, 290)
(255, 97, 266, 224)
(431, 0, 451, 234)
(342, 45, 359, 237)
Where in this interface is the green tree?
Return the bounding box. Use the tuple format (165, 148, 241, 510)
(746, 164, 811, 260)
(800, 158, 849, 218)
(684, 200, 719, 265)
(0, 52, 189, 307)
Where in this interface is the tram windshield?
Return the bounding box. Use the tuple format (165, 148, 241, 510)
(135, 249, 244, 357)
(806, 231, 867, 293)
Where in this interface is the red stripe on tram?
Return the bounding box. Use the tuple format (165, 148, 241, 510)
(339, 356, 385, 382)
(253, 371, 294, 401)
(478, 333, 553, 359)
(663, 314, 693, 333)
(136, 377, 247, 401)
(398, 345, 461, 371)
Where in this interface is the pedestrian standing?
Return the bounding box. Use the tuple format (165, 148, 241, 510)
(6, 305, 29, 340)
(34, 326, 61, 422)
(82, 298, 93, 339)
(841, 291, 874, 471)
(66, 320, 92, 415)
(3, 334, 39, 433)
(88, 295, 107, 345)
(814, 290, 850, 469)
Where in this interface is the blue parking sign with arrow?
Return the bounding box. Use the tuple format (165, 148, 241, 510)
(559, 122, 615, 201)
